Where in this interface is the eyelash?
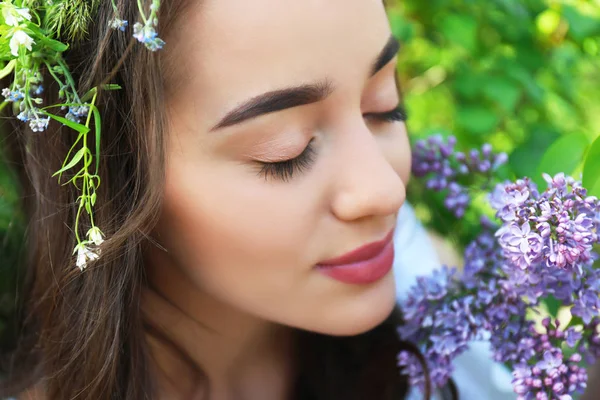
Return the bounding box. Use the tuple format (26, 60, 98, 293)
(258, 105, 407, 182)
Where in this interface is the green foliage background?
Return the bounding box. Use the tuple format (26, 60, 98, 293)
(388, 0, 600, 247)
(0, 0, 599, 346)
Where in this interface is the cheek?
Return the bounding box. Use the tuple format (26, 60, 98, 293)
(161, 159, 311, 277)
(158, 154, 326, 317)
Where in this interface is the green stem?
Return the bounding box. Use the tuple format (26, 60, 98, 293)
(74, 200, 84, 243)
(44, 61, 66, 92)
(110, 0, 120, 14)
(137, 0, 148, 23)
(57, 58, 81, 103)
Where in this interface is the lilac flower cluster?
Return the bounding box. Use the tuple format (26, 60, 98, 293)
(400, 145, 600, 399)
(397, 266, 484, 391)
(412, 135, 508, 217)
(492, 174, 600, 320)
(509, 319, 588, 400)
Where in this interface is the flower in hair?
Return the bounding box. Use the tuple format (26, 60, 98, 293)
(109, 18, 128, 32)
(9, 29, 35, 56)
(2, 4, 31, 27)
(74, 242, 100, 271)
(1, 0, 165, 270)
(87, 226, 105, 247)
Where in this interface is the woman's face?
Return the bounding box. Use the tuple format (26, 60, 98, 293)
(154, 0, 411, 336)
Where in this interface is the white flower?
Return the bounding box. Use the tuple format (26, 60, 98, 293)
(74, 243, 100, 271)
(87, 226, 105, 246)
(2, 6, 31, 27)
(29, 115, 50, 132)
(9, 29, 35, 56)
(109, 18, 128, 32)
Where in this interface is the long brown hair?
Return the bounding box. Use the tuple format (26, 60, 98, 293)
(0, 1, 450, 399)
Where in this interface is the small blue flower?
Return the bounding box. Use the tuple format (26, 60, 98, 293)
(65, 105, 90, 123)
(133, 22, 165, 51)
(2, 88, 24, 102)
(29, 115, 50, 132)
(110, 18, 128, 31)
(17, 110, 31, 122)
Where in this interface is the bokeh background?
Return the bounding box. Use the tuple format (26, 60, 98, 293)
(388, 0, 600, 246)
(0, 0, 599, 353)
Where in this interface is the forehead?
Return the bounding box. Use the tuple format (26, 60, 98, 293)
(164, 0, 391, 120)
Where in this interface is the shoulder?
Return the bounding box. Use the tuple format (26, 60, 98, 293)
(392, 203, 460, 297)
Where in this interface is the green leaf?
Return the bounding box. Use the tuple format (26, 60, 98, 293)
(454, 72, 485, 99)
(387, 8, 415, 42)
(0, 60, 16, 80)
(562, 5, 600, 42)
(543, 295, 561, 318)
(482, 78, 522, 113)
(440, 14, 478, 53)
(456, 106, 499, 135)
(52, 147, 86, 177)
(582, 135, 600, 197)
(42, 112, 90, 135)
(509, 127, 559, 178)
(535, 133, 589, 188)
(102, 84, 121, 91)
(39, 36, 69, 53)
(91, 105, 101, 174)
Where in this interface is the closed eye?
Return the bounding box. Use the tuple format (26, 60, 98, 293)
(256, 138, 317, 182)
(256, 105, 407, 183)
(364, 104, 407, 123)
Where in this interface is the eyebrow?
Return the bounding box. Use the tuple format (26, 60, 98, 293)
(211, 80, 334, 131)
(371, 35, 400, 77)
(211, 34, 400, 131)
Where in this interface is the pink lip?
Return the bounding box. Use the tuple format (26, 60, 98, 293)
(316, 229, 395, 285)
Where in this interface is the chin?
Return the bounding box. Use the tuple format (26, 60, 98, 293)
(307, 272, 398, 337)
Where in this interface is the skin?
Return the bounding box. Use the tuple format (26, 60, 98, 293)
(144, 0, 411, 398)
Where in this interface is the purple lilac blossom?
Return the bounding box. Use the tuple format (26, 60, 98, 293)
(411, 135, 508, 218)
(401, 137, 600, 400)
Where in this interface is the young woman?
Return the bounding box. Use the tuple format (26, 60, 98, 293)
(1, 0, 516, 399)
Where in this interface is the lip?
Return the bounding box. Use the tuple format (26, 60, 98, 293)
(315, 229, 395, 285)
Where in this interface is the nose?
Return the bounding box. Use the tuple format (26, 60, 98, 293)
(330, 121, 407, 222)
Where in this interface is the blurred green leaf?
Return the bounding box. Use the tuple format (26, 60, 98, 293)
(440, 14, 478, 53)
(582, 135, 600, 197)
(563, 5, 600, 42)
(388, 8, 415, 42)
(482, 77, 522, 113)
(509, 127, 560, 178)
(535, 133, 589, 187)
(456, 106, 499, 135)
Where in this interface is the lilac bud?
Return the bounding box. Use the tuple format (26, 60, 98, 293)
(552, 382, 565, 393)
(482, 143, 492, 157)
